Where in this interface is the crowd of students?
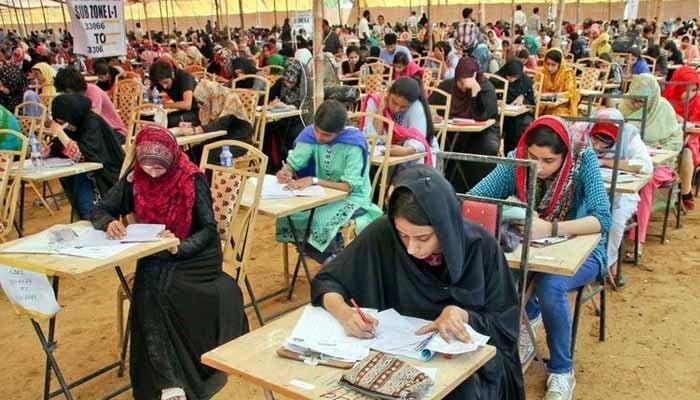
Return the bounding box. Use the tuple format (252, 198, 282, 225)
(2, 9, 699, 400)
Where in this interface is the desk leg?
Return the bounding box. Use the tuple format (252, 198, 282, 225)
(17, 180, 25, 237)
(115, 266, 132, 377)
(445, 133, 468, 191)
(519, 274, 547, 373)
(286, 209, 316, 300)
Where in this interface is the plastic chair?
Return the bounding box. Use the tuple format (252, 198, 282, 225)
(232, 74, 271, 150)
(460, 200, 498, 235)
(112, 78, 143, 129)
(0, 130, 28, 241)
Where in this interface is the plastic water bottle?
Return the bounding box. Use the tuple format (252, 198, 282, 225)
(220, 145, 233, 167)
(29, 132, 42, 169)
(152, 87, 161, 106)
(142, 85, 149, 103)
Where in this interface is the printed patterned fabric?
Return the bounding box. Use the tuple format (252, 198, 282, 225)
(211, 170, 243, 240)
(340, 353, 434, 399)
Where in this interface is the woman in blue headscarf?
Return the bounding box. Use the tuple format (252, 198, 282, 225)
(472, 42, 499, 73)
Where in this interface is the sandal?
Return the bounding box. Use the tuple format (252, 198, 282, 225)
(623, 248, 642, 264)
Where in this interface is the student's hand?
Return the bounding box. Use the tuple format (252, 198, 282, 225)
(389, 144, 413, 156)
(531, 217, 554, 239)
(598, 158, 613, 168)
(415, 305, 471, 343)
(511, 95, 525, 106)
(106, 220, 126, 240)
(276, 165, 293, 183)
(284, 177, 313, 190)
(159, 229, 178, 254)
(339, 307, 378, 339)
(40, 143, 51, 158)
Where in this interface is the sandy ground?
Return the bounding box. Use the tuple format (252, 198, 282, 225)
(0, 188, 699, 400)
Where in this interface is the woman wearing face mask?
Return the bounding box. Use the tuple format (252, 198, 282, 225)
(91, 126, 249, 400)
(496, 58, 535, 154)
(661, 65, 700, 210)
(341, 45, 365, 85)
(430, 57, 500, 191)
(361, 77, 435, 167)
(312, 166, 525, 400)
(47, 94, 125, 219)
(539, 48, 579, 116)
(470, 115, 611, 400)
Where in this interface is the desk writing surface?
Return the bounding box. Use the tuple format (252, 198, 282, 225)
(201, 307, 496, 400)
(175, 130, 226, 147)
(506, 233, 601, 276)
(13, 162, 103, 182)
(371, 152, 425, 166)
(605, 174, 651, 194)
(257, 108, 301, 122)
(241, 177, 348, 218)
(502, 105, 530, 117)
(649, 149, 676, 166)
(0, 221, 179, 278)
(439, 119, 495, 133)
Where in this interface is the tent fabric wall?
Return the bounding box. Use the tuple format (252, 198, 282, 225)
(0, 0, 696, 33)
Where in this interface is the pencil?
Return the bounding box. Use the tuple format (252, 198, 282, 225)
(350, 298, 371, 325)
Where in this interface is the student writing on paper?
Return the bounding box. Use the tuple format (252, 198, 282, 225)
(149, 60, 199, 127)
(47, 94, 125, 219)
(470, 116, 612, 400)
(495, 58, 535, 154)
(0, 103, 22, 150)
(579, 108, 653, 281)
(276, 100, 382, 264)
(91, 126, 248, 400)
(311, 166, 524, 400)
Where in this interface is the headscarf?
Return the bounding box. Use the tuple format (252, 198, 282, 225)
(497, 58, 535, 105)
(132, 126, 202, 240)
(472, 43, 493, 73)
(450, 57, 483, 119)
(619, 73, 683, 151)
(185, 45, 205, 66)
(193, 79, 250, 124)
(515, 115, 584, 221)
(294, 48, 313, 66)
(661, 65, 700, 119)
(31, 62, 57, 96)
(51, 94, 92, 129)
(0, 65, 28, 113)
(295, 124, 369, 176)
(11, 48, 27, 67)
(524, 34, 539, 55)
(540, 48, 578, 115)
(392, 59, 422, 80)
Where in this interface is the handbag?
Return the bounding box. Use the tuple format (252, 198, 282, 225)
(339, 352, 434, 400)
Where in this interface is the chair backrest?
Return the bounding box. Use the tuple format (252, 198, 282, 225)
(0, 130, 27, 240)
(576, 65, 601, 91)
(461, 200, 498, 236)
(39, 94, 55, 111)
(416, 56, 444, 86)
(185, 64, 205, 74)
(641, 55, 657, 73)
(360, 62, 393, 94)
(348, 111, 395, 208)
(14, 101, 48, 140)
(199, 140, 268, 280)
(424, 86, 452, 151)
(112, 78, 143, 128)
(125, 104, 167, 152)
(364, 56, 382, 64)
(232, 74, 271, 149)
(231, 88, 258, 125)
(525, 69, 545, 118)
(484, 73, 509, 154)
(261, 65, 285, 83)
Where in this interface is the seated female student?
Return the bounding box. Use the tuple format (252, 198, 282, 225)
(496, 58, 535, 154)
(629, 47, 650, 75)
(392, 52, 423, 81)
(31, 62, 57, 97)
(579, 108, 653, 282)
(517, 49, 539, 70)
(93, 61, 120, 95)
(275, 100, 382, 264)
(663, 40, 685, 80)
(46, 94, 125, 219)
(230, 57, 268, 92)
(91, 126, 249, 400)
(620, 74, 685, 259)
(645, 45, 668, 77)
(429, 57, 500, 191)
(0, 103, 23, 150)
(431, 41, 459, 79)
(661, 65, 700, 210)
(680, 35, 699, 62)
(0, 64, 30, 114)
(186, 79, 254, 163)
(149, 60, 199, 128)
(469, 115, 611, 400)
(361, 77, 435, 167)
(539, 48, 579, 116)
(311, 166, 525, 400)
(341, 45, 365, 86)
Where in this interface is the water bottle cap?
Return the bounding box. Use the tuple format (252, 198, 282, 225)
(222, 145, 230, 151)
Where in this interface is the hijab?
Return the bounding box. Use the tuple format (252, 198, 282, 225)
(450, 57, 483, 119)
(497, 58, 534, 104)
(132, 126, 202, 240)
(193, 79, 250, 124)
(515, 115, 583, 221)
(619, 73, 682, 149)
(294, 48, 313, 66)
(661, 65, 700, 120)
(11, 48, 27, 67)
(472, 43, 494, 73)
(32, 62, 57, 96)
(185, 45, 205, 66)
(541, 48, 569, 92)
(0, 65, 28, 113)
(51, 93, 92, 129)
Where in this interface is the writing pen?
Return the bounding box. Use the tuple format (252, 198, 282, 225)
(415, 331, 437, 351)
(349, 298, 372, 325)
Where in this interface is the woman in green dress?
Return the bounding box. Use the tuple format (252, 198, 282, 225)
(275, 100, 382, 263)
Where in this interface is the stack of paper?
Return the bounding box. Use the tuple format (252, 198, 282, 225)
(284, 306, 490, 363)
(17, 158, 75, 170)
(600, 168, 638, 183)
(77, 224, 165, 247)
(261, 175, 326, 199)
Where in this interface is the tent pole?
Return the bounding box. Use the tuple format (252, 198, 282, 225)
(313, 0, 324, 111)
(158, 0, 166, 34)
(170, 0, 176, 33)
(60, 0, 68, 33)
(286, 0, 289, 20)
(11, 2, 23, 37)
(336, 0, 341, 26)
(20, 0, 34, 32)
(14, 0, 29, 37)
(511, 0, 515, 28)
(427, 0, 432, 53)
(653, 0, 662, 44)
(238, 0, 244, 30)
(225, 0, 231, 40)
(128, 4, 135, 32)
(553, 0, 565, 47)
(143, 2, 151, 40)
(274, 0, 278, 27)
(39, 0, 49, 31)
(164, 0, 171, 34)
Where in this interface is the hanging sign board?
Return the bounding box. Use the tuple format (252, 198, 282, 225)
(67, 0, 127, 57)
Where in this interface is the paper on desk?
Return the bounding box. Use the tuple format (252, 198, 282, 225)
(261, 175, 326, 199)
(76, 224, 165, 247)
(57, 243, 140, 259)
(17, 158, 75, 170)
(599, 168, 637, 183)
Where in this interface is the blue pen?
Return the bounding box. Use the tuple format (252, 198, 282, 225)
(415, 332, 437, 351)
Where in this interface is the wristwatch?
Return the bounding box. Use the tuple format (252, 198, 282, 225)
(312, 177, 319, 185)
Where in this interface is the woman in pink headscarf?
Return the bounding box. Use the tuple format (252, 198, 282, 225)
(11, 47, 28, 68)
(392, 52, 424, 81)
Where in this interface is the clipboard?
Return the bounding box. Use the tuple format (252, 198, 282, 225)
(276, 347, 355, 369)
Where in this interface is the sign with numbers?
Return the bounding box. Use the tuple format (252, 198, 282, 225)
(67, 0, 126, 57)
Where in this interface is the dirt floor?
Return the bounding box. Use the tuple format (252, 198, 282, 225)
(0, 188, 699, 400)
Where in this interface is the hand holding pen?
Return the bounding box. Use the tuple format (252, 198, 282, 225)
(340, 298, 378, 339)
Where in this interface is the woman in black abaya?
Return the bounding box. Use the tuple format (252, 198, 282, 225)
(311, 166, 524, 400)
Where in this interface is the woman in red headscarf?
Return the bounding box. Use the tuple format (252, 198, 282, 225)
(91, 126, 249, 400)
(470, 115, 611, 400)
(661, 65, 700, 210)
